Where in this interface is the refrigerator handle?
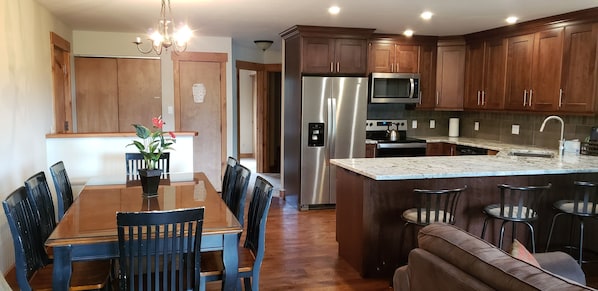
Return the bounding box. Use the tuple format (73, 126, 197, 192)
(328, 97, 336, 160)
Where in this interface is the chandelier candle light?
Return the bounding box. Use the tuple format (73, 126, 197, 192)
(133, 0, 192, 55)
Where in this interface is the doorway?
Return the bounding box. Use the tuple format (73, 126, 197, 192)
(236, 61, 281, 174)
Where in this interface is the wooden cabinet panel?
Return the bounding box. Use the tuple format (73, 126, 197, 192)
(117, 59, 161, 131)
(396, 45, 419, 73)
(303, 37, 367, 74)
(559, 23, 598, 113)
(365, 144, 376, 158)
(302, 37, 335, 74)
(530, 28, 563, 111)
(464, 41, 485, 109)
(426, 142, 455, 156)
(436, 44, 465, 110)
(483, 38, 507, 110)
(75, 57, 118, 132)
(335, 38, 368, 74)
(417, 44, 437, 109)
(505, 34, 534, 110)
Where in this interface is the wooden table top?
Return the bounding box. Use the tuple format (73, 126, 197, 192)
(46, 172, 242, 246)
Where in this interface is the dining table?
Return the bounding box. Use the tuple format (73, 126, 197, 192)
(46, 172, 242, 291)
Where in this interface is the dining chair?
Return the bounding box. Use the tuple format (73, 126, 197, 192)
(481, 183, 552, 253)
(117, 207, 205, 291)
(200, 176, 274, 290)
(3, 186, 111, 291)
(545, 181, 598, 265)
(24, 171, 57, 246)
(125, 152, 170, 175)
(227, 164, 251, 229)
(221, 156, 239, 198)
(49, 161, 74, 221)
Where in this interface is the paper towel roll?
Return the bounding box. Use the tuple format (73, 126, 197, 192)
(449, 118, 459, 137)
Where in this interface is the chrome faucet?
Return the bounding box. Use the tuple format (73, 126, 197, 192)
(539, 115, 565, 156)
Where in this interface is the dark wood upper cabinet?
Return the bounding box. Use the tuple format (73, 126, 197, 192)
(559, 23, 598, 113)
(368, 41, 419, 73)
(464, 38, 507, 110)
(301, 36, 369, 75)
(416, 44, 437, 109)
(504, 28, 564, 111)
(435, 40, 465, 110)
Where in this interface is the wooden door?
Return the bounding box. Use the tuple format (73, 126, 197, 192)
(464, 41, 485, 109)
(435, 45, 465, 110)
(50, 32, 72, 133)
(335, 38, 368, 74)
(368, 41, 394, 73)
(173, 53, 227, 190)
(504, 34, 534, 110)
(396, 45, 419, 73)
(560, 23, 598, 113)
(117, 58, 161, 131)
(530, 28, 563, 111)
(75, 57, 119, 132)
(417, 44, 437, 109)
(483, 38, 507, 110)
(302, 37, 335, 74)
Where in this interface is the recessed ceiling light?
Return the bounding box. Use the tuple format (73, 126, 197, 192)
(506, 16, 518, 24)
(420, 11, 433, 20)
(403, 29, 414, 37)
(328, 6, 340, 15)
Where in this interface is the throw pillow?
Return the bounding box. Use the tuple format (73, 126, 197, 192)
(510, 239, 541, 268)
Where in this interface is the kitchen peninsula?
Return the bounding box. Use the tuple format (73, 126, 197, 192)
(331, 153, 598, 278)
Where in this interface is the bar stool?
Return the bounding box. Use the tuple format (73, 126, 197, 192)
(399, 185, 467, 259)
(545, 181, 598, 265)
(481, 183, 551, 253)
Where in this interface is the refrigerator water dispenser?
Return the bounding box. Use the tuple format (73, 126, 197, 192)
(308, 123, 325, 147)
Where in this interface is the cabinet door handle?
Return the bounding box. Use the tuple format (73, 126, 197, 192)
(523, 90, 527, 106)
(336, 62, 340, 72)
(482, 91, 486, 106)
(559, 89, 563, 107)
(436, 92, 439, 105)
(477, 91, 480, 106)
(391, 63, 394, 72)
(330, 62, 334, 72)
(529, 89, 533, 106)
(419, 91, 422, 104)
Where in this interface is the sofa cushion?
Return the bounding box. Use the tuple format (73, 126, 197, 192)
(417, 223, 593, 290)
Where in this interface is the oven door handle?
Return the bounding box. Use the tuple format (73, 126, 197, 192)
(376, 143, 427, 149)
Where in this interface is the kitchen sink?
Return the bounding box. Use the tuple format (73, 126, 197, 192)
(508, 151, 555, 158)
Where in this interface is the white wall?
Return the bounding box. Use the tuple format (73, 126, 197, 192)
(0, 0, 72, 274)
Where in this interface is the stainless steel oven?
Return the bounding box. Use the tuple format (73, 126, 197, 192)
(366, 119, 427, 157)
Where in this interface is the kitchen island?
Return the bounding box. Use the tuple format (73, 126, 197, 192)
(331, 154, 598, 278)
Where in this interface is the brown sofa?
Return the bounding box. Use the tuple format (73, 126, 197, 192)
(394, 223, 595, 291)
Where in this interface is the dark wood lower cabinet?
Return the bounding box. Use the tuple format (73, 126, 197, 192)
(335, 167, 598, 278)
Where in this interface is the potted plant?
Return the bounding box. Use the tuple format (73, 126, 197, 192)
(128, 116, 176, 195)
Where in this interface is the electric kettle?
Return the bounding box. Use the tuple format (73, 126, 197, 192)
(388, 124, 399, 141)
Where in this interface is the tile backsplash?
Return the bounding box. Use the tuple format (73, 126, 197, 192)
(400, 110, 598, 150)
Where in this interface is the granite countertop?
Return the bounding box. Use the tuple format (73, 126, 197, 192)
(337, 137, 596, 180)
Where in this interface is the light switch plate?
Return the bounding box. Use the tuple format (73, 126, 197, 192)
(412, 120, 418, 129)
(430, 120, 436, 129)
(474, 121, 479, 131)
(512, 124, 520, 135)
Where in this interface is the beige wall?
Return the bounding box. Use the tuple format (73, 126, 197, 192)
(0, 0, 72, 274)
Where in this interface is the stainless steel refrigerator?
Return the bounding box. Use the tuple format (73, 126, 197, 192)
(300, 76, 367, 210)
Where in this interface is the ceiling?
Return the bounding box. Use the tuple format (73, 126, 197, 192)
(35, 0, 598, 51)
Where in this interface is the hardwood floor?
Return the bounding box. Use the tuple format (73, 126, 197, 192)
(207, 194, 391, 290)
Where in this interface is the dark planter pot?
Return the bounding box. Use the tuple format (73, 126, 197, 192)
(138, 169, 162, 197)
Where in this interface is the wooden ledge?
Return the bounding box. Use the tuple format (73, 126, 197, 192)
(46, 131, 198, 138)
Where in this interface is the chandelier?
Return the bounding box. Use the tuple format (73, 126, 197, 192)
(133, 0, 192, 55)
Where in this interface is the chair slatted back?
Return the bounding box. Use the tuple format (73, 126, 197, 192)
(126, 152, 170, 175)
(3, 187, 51, 290)
(497, 183, 552, 220)
(117, 207, 204, 291)
(570, 181, 598, 215)
(49, 161, 74, 221)
(24, 171, 56, 243)
(228, 164, 251, 228)
(413, 186, 467, 225)
(221, 156, 238, 200)
(244, 176, 274, 270)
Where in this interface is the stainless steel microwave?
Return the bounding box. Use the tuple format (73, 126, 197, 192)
(368, 73, 420, 104)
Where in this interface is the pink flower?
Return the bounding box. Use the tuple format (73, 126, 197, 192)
(152, 116, 164, 129)
(169, 131, 176, 139)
